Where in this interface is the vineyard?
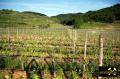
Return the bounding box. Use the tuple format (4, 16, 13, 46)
(0, 27, 120, 79)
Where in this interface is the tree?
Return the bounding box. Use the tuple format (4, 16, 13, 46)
(74, 17, 83, 28)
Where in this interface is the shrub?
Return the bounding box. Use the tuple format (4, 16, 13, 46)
(38, 63, 45, 71)
(87, 60, 98, 76)
(0, 58, 21, 69)
(70, 71, 79, 79)
(43, 69, 51, 79)
(75, 62, 83, 75)
(54, 64, 64, 79)
(54, 69, 64, 79)
(28, 73, 39, 79)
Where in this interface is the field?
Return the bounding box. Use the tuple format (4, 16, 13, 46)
(0, 27, 120, 79)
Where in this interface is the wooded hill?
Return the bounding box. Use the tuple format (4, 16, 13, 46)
(53, 4, 120, 28)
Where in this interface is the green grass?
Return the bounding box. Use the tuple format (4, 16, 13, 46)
(80, 22, 120, 29)
(0, 10, 65, 28)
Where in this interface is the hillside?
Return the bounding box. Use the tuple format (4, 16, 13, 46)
(0, 9, 61, 28)
(53, 4, 120, 29)
(84, 4, 120, 23)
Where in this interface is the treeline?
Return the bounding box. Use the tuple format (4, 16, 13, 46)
(0, 9, 19, 14)
(53, 4, 120, 28)
(52, 13, 82, 25)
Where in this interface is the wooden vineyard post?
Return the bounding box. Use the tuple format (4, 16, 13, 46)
(72, 29, 77, 63)
(7, 27, 9, 41)
(17, 27, 18, 39)
(83, 31, 87, 79)
(98, 35, 103, 79)
(22, 28, 24, 35)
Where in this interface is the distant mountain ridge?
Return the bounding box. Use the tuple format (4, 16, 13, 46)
(53, 3, 120, 28)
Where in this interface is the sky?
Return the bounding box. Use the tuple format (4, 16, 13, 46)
(0, 0, 120, 16)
